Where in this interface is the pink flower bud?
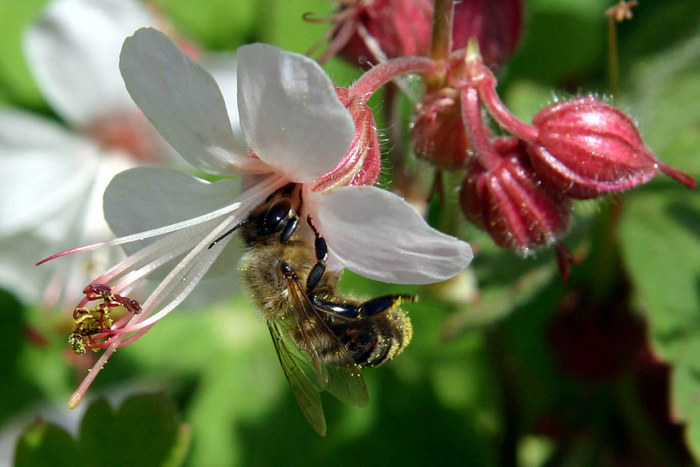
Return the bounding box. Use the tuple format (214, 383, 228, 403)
(410, 88, 471, 169)
(528, 96, 696, 199)
(452, 0, 523, 67)
(460, 137, 571, 252)
(311, 87, 382, 191)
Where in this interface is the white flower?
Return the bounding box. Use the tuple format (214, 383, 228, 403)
(0, 0, 177, 309)
(41, 28, 472, 407)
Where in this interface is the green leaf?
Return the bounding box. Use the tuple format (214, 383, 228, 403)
(672, 364, 700, 461)
(619, 0, 700, 73)
(619, 14, 700, 460)
(620, 189, 700, 360)
(504, 7, 605, 86)
(83, 394, 186, 466)
(619, 21, 700, 361)
(0, 290, 44, 420)
(154, 0, 257, 50)
(14, 421, 80, 467)
(0, 0, 47, 109)
(14, 394, 190, 467)
(263, 0, 332, 53)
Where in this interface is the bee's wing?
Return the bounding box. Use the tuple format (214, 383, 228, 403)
(285, 274, 369, 408)
(324, 364, 369, 407)
(268, 321, 327, 436)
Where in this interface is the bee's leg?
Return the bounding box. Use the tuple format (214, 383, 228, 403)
(306, 236, 327, 292)
(357, 295, 415, 318)
(279, 215, 298, 243)
(311, 294, 414, 319)
(305, 217, 328, 293)
(311, 295, 362, 318)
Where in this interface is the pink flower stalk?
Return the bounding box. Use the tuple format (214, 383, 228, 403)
(38, 28, 472, 408)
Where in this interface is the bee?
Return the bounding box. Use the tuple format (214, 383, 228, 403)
(213, 184, 413, 435)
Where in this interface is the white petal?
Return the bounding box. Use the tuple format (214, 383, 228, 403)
(309, 187, 473, 284)
(200, 52, 245, 149)
(25, 0, 155, 127)
(119, 28, 267, 175)
(237, 43, 354, 182)
(103, 166, 241, 254)
(0, 108, 100, 235)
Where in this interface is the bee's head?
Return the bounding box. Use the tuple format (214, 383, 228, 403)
(209, 185, 300, 249)
(258, 199, 294, 236)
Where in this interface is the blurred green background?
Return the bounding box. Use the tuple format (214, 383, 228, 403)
(2, 0, 699, 465)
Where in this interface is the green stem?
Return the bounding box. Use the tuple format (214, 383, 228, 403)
(607, 15, 620, 99)
(586, 200, 624, 303)
(429, 0, 454, 61)
(425, 0, 454, 88)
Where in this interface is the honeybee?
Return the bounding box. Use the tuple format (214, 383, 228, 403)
(214, 183, 413, 435)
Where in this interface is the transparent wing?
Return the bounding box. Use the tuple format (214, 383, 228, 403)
(267, 321, 327, 436)
(285, 274, 369, 408)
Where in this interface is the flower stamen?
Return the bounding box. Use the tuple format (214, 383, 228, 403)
(69, 284, 142, 354)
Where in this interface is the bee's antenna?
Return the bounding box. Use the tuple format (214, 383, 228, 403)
(209, 218, 251, 249)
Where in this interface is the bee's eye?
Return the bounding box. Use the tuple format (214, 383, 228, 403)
(261, 202, 291, 234)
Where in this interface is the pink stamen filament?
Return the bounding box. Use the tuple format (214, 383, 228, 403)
(67, 175, 288, 407)
(36, 196, 242, 266)
(69, 341, 119, 408)
(113, 213, 239, 335)
(38, 174, 287, 267)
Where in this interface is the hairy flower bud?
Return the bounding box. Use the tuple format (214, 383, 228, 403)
(311, 87, 382, 191)
(411, 88, 471, 169)
(452, 0, 523, 67)
(460, 138, 571, 252)
(527, 97, 696, 199)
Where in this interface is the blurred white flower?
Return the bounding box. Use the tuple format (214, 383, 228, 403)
(41, 28, 472, 406)
(0, 0, 212, 310)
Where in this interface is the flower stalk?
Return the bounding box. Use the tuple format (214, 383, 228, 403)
(348, 56, 438, 100)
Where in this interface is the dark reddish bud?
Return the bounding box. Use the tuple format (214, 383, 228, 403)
(460, 137, 571, 253)
(547, 287, 646, 383)
(330, 0, 433, 65)
(411, 88, 471, 169)
(452, 0, 524, 67)
(315, 0, 523, 67)
(311, 87, 382, 191)
(528, 96, 696, 199)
